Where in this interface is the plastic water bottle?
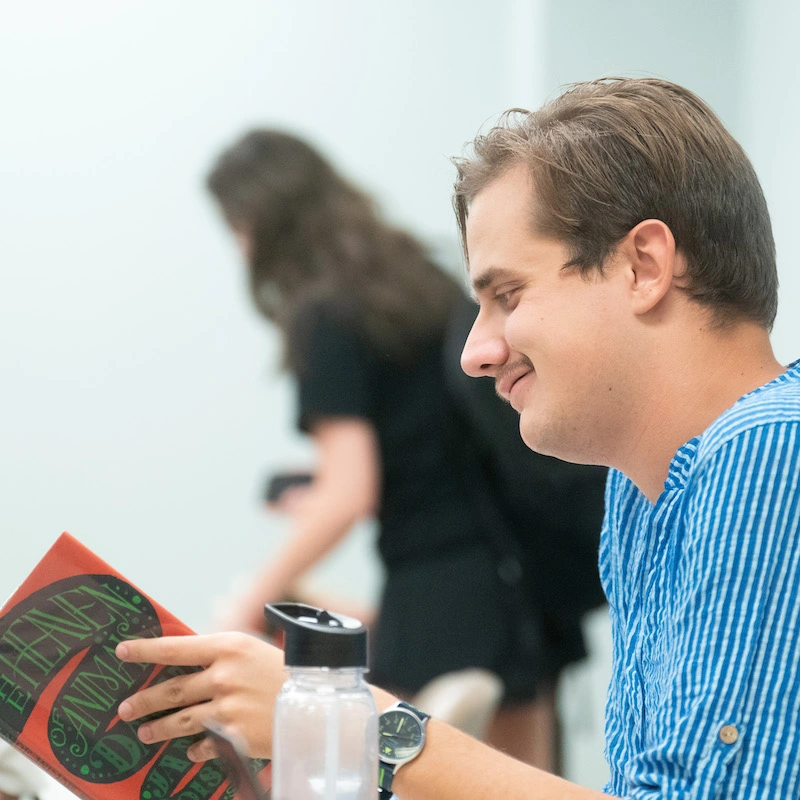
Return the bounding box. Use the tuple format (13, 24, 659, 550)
(266, 602, 378, 800)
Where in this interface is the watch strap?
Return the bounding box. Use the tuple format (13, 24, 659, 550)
(396, 700, 430, 722)
(378, 767, 396, 797)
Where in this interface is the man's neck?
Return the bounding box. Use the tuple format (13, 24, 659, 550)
(615, 322, 784, 503)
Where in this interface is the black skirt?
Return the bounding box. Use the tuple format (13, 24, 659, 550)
(368, 545, 588, 705)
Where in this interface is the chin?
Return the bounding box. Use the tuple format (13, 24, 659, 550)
(519, 410, 580, 464)
(518, 413, 554, 457)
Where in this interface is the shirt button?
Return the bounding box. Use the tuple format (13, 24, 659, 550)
(719, 725, 739, 744)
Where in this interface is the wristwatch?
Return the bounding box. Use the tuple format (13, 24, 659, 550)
(378, 700, 430, 798)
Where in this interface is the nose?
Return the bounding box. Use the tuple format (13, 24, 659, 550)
(460, 308, 509, 378)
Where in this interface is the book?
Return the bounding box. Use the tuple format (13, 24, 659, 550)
(0, 532, 271, 800)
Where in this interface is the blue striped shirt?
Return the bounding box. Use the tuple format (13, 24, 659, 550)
(600, 359, 800, 799)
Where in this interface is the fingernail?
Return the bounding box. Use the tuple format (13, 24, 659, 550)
(116, 643, 129, 659)
(118, 701, 132, 720)
(137, 724, 152, 743)
(186, 744, 200, 762)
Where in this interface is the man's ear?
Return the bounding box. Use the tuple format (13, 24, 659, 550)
(618, 219, 678, 316)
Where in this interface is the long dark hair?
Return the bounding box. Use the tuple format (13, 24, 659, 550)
(207, 130, 460, 371)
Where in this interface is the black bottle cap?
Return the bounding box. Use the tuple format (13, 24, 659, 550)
(264, 602, 368, 668)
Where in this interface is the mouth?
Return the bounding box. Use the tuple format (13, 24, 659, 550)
(496, 363, 535, 410)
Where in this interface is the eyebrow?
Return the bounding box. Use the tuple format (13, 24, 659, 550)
(470, 266, 519, 297)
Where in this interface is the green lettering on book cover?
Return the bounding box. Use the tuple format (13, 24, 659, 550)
(0, 623, 60, 689)
(0, 675, 30, 714)
(141, 736, 230, 800)
(0, 573, 261, 798)
(48, 588, 114, 633)
(47, 578, 162, 781)
(25, 606, 95, 642)
(90, 734, 148, 775)
(0, 580, 154, 700)
(0, 576, 158, 756)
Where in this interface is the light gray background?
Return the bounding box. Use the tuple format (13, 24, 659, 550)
(2, 0, 797, 789)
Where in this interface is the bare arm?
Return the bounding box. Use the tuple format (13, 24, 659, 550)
(226, 416, 380, 631)
(390, 720, 612, 800)
(116, 635, 616, 800)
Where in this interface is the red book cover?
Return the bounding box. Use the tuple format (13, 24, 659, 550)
(0, 532, 271, 800)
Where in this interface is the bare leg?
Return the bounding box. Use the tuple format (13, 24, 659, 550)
(485, 683, 560, 774)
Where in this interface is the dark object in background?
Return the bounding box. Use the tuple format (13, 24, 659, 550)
(264, 471, 314, 504)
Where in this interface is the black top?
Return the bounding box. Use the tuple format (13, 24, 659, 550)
(294, 304, 486, 568)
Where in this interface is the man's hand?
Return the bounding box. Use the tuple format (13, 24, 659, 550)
(116, 632, 285, 762)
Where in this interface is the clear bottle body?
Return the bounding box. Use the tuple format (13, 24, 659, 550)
(272, 667, 377, 800)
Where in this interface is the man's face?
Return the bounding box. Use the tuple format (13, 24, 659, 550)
(461, 164, 637, 466)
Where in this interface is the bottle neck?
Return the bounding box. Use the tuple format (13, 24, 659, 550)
(285, 667, 367, 689)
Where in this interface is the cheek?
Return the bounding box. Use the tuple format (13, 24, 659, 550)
(505, 288, 623, 372)
(504, 303, 577, 369)
(504, 303, 543, 354)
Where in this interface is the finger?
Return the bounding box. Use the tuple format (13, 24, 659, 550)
(119, 668, 214, 722)
(133, 700, 214, 746)
(116, 633, 227, 667)
(187, 736, 219, 763)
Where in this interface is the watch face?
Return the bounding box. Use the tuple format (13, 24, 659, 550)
(379, 709, 424, 763)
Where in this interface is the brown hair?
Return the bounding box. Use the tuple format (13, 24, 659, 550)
(208, 130, 459, 371)
(453, 77, 777, 329)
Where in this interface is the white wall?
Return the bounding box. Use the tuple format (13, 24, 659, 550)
(544, 0, 744, 131)
(741, 0, 800, 365)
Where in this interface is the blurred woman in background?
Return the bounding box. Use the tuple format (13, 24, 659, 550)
(205, 131, 603, 771)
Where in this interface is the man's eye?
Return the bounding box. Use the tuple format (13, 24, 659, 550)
(495, 288, 518, 308)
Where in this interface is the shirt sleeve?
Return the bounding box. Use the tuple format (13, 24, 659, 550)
(293, 308, 376, 433)
(624, 421, 800, 799)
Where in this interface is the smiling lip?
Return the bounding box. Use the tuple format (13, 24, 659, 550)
(496, 367, 534, 406)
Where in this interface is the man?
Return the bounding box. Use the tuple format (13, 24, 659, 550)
(115, 78, 800, 798)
